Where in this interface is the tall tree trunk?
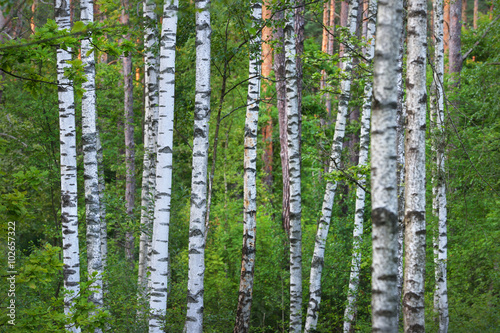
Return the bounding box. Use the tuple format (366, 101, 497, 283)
(97, 134, 107, 294)
(121, 0, 136, 263)
(55, 1, 81, 332)
(31, 0, 36, 33)
(274, 7, 290, 234)
(403, 0, 427, 330)
(320, 0, 329, 109)
(304, 0, 359, 331)
(339, 0, 350, 62)
(284, 4, 302, 331)
(343, 0, 376, 330)
(326, 0, 336, 118)
(148, 1, 178, 332)
(81, 0, 103, 320)
(432, 0, 449, 331)
(138, 0, 160, 301)
(184, 0, 210, 331)
(473, 0, 479, 29)
(449, 0, 462, 76)
(461, 0, 467, 27)
(370, 0, 403, 330)
(234, 4, 262, 332)
(261, 0, 273, 189)
(444, 0, 450, 54)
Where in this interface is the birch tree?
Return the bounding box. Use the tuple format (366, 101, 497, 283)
(138, 0, 160, 300)
(370, 0, 403, 330)
(184, 0, 210, 331)
(403, 0, 427, 330)
(431, 0, 449, 330)
(55, 1, 80, 331)
(284, 3, 302, 331)
(148, 1, 178, 331)
(343, 0, 376, 329)
(234, 4, 261, 332)
(304, 0, 359, 330)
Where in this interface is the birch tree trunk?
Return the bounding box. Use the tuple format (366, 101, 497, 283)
(234, 4, 262, 332)
(81, 0, 103, 318)
(370, 0, 403, 330)
(284, 5, 303, 331)
(343, 0, 376, 330)
(138, 0, 159, 301)
(184, 0, 210, 331)
(403, 0, 427, 330)
(97, 134, 107, 294)
(304, 0, 359, 331)
(55, 1, 80, 331)
(121, 0, 136, 262)
(148, 2, 178, 332)
(431, 0, 449, 331)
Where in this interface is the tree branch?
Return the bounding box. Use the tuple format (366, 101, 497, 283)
(462, 14, 500, 61)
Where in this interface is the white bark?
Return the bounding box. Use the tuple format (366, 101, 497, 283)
(343, 0, 376, 330)
(81, 1, 103, 320)
(97, 133, 107, 294)
(284, 4, 302, 332)
(403, 0, 427, 330)
(234, 2, 261, 332)
(148, 1, 178, 332)
(370, 0, 403, 330)
(304, 0, 359, 331)
(431, 0, 448, 331)
(56, 1, 80, 332)
(184, 0, 210, 331)
(138, 0, 160, 301)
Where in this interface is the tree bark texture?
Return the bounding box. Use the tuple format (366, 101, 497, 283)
(121, 0, 136, 263)
(370, 0, 403, 330)
(343, 0, 376, 330)
(444, 0, 450, 53)
(81, 0, 104, 318)
(449, 0, 462, 75)
(138, 0, 160, 301)
(147, 1, 177, 332)
(97, 133, 107, 294)
(431, 0, 449, 330)
(56, 1, 81, 331)
(304, 1, 359, 331)
(284, 4, 303, 331)
(261, 0, 273, 189)
(234, 4, 262, 332)
(403, 0, 427, 330)
(184, 1, 210, 331)
(473, 0, 479, 29)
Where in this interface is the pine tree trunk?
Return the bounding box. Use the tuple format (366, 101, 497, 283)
(138, 0, 159, 301)
(234, 4, 262, 332)
(326, 0, 336, 117)
(473, 0, 479, 29)
(284, 4, 302, 331)
(81, 0, 103, 319)
(444, 0, 450, 54)
(461, 0, 467, 27)
(304, 1, 359, 331)
(449, 0, 462, 76)
(121, 0, 136, 263)
(431, 0, 449, 331)
(148, 2, 178, 331)
(55, 1, 81, 331)
(343, 0, 376, 330)
(403, 0, 427, 330)
(184, 1, 210, 331)
(261, 0, 273, 189)
(370, 0, 403, 330)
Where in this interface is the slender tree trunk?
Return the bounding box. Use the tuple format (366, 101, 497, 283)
(444, 0, 450, 54)
(370, 0, 403, 330)
(403, 0, 427, 330)
(320, 0, 329, 99)
(304, 0, 359, 331)
(121, 0, 136, 263)
(184, 1, 210, 331)
(234, 4, 262, 332)
(274, 8, 290, 234)
(431, 0, 449, 331)
(97, 134, 107, 294)
(326, 0, 336, 118)
(138, 0, 159, 301)
(284, 4, 302, 331)
(473, 0, 479, 29)
(343, 0, 376, 330)
(148, 2, 178, 332)
(449, 0, 462, 76)
(31, 0, 36, 33)
(339, 0, 350, 62)
(461, 0, 467, 27)
(56, 1, 81, 332)
(81, 0, 103, 321)
(261, 0, 273, 189)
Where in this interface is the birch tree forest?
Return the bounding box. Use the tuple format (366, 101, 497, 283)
(1, 0, 500, 332)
